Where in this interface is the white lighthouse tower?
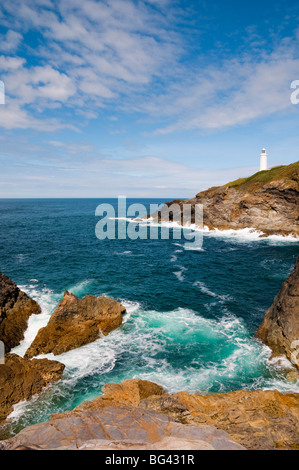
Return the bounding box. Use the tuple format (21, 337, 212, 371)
(260, 148, 268, 171)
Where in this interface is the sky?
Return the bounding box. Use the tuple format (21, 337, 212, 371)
(0, 0, 299, 198)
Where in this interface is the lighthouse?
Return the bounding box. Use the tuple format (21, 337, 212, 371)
(260, 148, 268, 171)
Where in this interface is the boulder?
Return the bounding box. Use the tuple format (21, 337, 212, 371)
(0, 353, 64, 423)
(0, 273, 41, 352)
(25, 291, 126, 358)
(256, 256, 299, 368)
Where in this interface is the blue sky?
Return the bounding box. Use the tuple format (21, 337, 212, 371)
(0, 0, 299, 197)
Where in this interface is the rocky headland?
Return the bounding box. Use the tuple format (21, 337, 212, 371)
(25, 290, 126, 358)
(0, 273, 41, 352)
(150, 161, 299, 237)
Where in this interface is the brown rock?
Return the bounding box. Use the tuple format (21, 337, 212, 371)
(256, 256, 299, 368)
(140, 388, 299, 450)
(25, 291, 126, 358)
(0, 353, 64, 423)
(50, 378, 299, 450)
(76, 378, 166, 411)
(0, 273, 41, 352)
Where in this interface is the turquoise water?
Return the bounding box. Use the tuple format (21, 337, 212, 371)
(0, 198, 298, 437)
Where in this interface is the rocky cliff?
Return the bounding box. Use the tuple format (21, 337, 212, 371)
(0, 273, 41, 352)
(256, 256, 299, 368)
(1, 378, 298, 450)
(152, 161, 299, 237)
(25, 291, 126, 358)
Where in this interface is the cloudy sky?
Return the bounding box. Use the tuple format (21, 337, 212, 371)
(0, 0, 299, 197)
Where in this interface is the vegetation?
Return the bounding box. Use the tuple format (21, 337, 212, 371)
(226, 161, 299, 191)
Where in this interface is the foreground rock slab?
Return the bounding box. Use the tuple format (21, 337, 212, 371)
(0, 273, 41, 352)
(3, 379, 298, 450)
(64, 379, 299, 450)
(0, 353, 65, 423)
(256, 256, 299, 369)
(0, 405, 244, 450)
(25, 291, 126, 358)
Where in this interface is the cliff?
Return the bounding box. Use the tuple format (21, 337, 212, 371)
(256, 256, 299, 368)
(153, 161, 299, 237)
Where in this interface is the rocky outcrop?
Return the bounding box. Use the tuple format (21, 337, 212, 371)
(2, 379, 298, 450)
(0, 353, 64, 423)
(0, 380, 244, 450)
(79, 379, 299, 450)
(140, 389, 299, 450)
(256, 256, 299, 368)
(0, 273, 41, 352)
(25, 291, 126, 358)
(150, 162, 299, 237)
(76, 378, 166, 411)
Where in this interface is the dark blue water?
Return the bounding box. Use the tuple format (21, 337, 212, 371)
(0, 198, 298, 437)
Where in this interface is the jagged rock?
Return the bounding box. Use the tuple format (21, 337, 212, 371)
(0, 273, 41, 352)
(150, 162, 299, 237)
(256, 256, 299, 368)
(0, 353, 64, 423)
(25, 291, 126, 358)
(75, 378, 166, 411)
(0, 405, 244, 450)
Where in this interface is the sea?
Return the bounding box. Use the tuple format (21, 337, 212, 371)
(0, 198, 298, 438)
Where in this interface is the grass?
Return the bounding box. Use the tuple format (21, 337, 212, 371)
(226, 161, 299, 190)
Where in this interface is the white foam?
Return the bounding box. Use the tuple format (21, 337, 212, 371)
(173, 266, 187, 282)
(193, 281, 232, 303)
(12, 284, 59, 357)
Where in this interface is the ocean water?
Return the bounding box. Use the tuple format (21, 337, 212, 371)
(0, 198, 299, 438)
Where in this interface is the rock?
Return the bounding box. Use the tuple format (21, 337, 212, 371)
(140, 388, 299, 450)
(25, 291, 126, 358)
(0, 273, 41, 352)
(64, 379, 299, 450)
(0, 353, 64, 423)
(256, 256, 299, 368)
(150, 162, 299, 237)
(0, 405, 244, 450)
(75, 378, 166, 411)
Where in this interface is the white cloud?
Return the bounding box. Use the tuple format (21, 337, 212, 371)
(0, 30, 22, 52)
(0, 0, 180, 130)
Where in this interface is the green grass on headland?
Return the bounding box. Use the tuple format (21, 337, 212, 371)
(227, 161, 299, 190)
